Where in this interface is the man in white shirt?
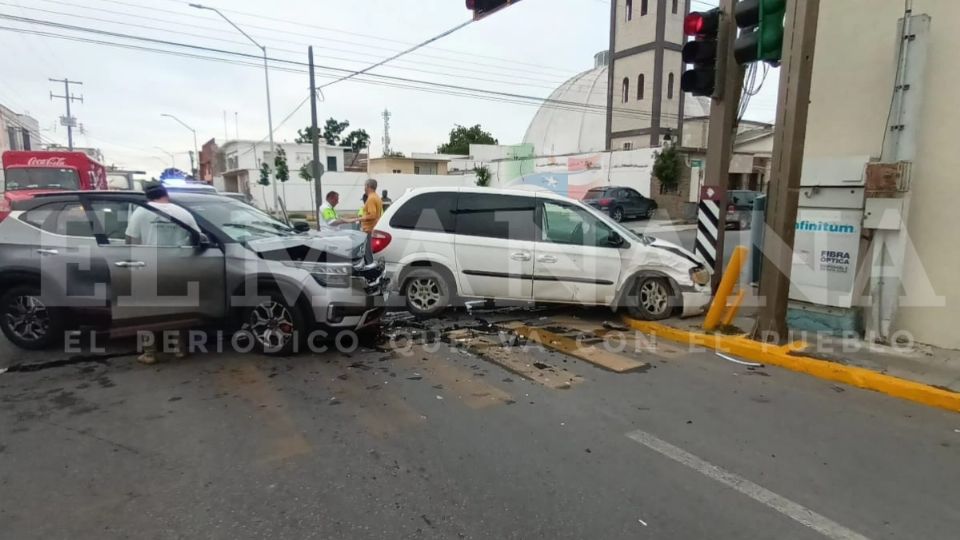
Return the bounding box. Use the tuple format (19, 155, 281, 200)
(125, 182, 200, 245)
(125, 181, 201, 364)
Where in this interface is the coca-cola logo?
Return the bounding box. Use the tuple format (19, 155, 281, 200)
(26, 157, 67, 167)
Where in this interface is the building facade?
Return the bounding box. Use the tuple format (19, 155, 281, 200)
(367, 156, 450, 176)
(0, 104, 40, 153)
(606, 0, 689, 150)
(215, 140, 346, 212)
(803, 0, 958, 349)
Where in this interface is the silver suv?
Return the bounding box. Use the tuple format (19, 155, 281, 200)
(0, 191, 385, 354)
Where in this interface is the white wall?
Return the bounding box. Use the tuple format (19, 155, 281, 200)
(803, 0, 960, 348)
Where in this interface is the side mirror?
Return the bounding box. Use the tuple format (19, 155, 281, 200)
(196, 233, 212, 250)
(292, 220, 311, 233)
(608, 232, 625, 247)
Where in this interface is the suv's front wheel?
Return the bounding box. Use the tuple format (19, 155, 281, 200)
(0, 285, 64, 350)
(402, 268, 453, 318)
(242, 292, 306, 356)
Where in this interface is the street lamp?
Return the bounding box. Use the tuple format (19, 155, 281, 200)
(160, 113, 199, 177)
(153, 146, 176, 168)
(190, 2, 278, 210)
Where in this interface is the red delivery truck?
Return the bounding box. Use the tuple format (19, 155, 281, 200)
(0, 150, 107, 221)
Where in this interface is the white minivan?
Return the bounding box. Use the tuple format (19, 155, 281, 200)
(370, 187, 711, 320)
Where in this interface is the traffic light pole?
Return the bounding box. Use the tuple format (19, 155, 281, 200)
(751, 0, 820, 343)
(702, 0, 744, 290)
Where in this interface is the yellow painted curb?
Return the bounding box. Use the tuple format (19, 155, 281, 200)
(622, 317, 960, 414)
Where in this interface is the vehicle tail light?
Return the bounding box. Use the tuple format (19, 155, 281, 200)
(370, 230, 392, 254)
(598, 197, 614, 207)
(0, 196, 10, 222)
(727, 204, 735, 213)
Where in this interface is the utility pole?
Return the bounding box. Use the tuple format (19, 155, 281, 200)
(49, 78, 83, 151)
(308, 46, 323, 223)
(752, 0, 821, 343)
(700, 0, 745, 290)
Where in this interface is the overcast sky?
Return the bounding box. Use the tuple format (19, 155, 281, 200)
(0, 0, 777, 175)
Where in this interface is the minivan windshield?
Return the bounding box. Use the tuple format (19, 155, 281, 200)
(177, 196, 295, 242)
(3, 167, 80, 191)
(576, 197, 653, 245)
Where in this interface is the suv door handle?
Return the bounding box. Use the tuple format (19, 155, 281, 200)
(510, 251, 531, 261)
(36, 249, 59, 256)
(537, 255, 558, 263)
(114, 261, 146, 268)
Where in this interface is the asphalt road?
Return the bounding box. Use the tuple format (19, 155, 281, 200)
(1, 308, 958, 539)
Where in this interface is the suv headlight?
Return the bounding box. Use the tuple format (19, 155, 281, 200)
(282, 261, 352, 288)
(690, 266, 711, 286)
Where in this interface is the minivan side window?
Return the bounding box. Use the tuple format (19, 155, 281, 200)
(541, 201, 615, 248)
(389, 192, 456, 233)
(455, 193, 536, 241)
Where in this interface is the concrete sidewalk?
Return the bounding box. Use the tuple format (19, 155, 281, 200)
(639, 297, 960, 395)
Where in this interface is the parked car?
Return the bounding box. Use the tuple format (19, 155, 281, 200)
(371, 187, 710, 320)
(726, 190, 760, 230)
(0, 191, 385, 353)
(582, 186, 657, 222)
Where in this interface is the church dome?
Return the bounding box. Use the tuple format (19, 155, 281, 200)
(523, 51, 710, 155)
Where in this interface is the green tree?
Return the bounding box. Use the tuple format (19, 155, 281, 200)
(322, 118, 350, 146)
(294, 126, 321, 144)
(342, 129, 371, 166)
(273, 148, 290, 184)
(437, 124, 498, 155)
(299, 164, 315, 218)
(258, 161, 271, 186)
(473, 165, 492, 187)
(652, 142, 682, 192)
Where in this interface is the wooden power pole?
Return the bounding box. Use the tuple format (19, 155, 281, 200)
(702, 0, 746, 290)
(752, 0, 821, 342)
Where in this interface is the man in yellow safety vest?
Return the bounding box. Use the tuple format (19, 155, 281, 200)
(319, 191, 356, 228)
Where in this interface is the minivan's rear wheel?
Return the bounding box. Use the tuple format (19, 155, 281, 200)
(402, 268, 452, 318)
(0, 285, 64, 350)
(244, 292, 305, 355)
(627, 277, 678, 321)
(611, 206, 625, 222)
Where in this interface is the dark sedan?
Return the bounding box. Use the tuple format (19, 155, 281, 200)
(583, 186, 657, 222)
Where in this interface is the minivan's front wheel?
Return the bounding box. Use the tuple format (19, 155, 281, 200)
(0, 285, 64, 350)
(402, 268, 452, 318)
(627, 277, 678, 321)
(244, 292, 306, 356)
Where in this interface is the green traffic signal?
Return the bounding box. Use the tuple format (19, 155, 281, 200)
(734, 0, 786, 65)
(757, 0, 786, 62)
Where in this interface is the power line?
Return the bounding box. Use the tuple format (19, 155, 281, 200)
(11, 2, 600, 95)
(318, 18, 475, 90)
(0, 14, 685, 122)
(65, 0, 584, 77)
(26, 0, 614, 97)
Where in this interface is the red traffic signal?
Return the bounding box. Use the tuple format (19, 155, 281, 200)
(684, 10, 720, 36)
(681, 8, 722, 97)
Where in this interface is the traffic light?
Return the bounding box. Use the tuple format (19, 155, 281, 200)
(734, 0, 786, 65)
(466, 0, 518, 21)
(680, 9, 722, 97)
